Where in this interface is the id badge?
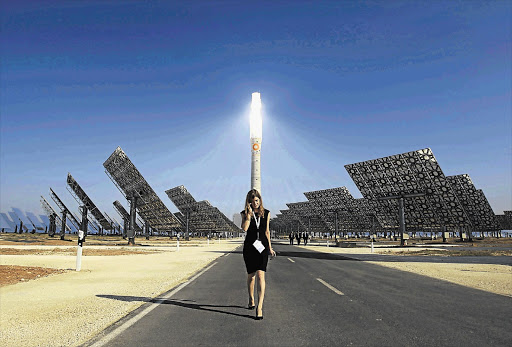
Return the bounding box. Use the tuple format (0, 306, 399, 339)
(253, 240, 265, 253)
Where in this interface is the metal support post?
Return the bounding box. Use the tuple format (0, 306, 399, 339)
(335, 211, 338, 240)
(399, 197, 405, 246)
(80, 206, 88, 239)
(128, 196, 137, 246)
(123, 218, 128, 239)
(60, 211, 67, 240)
(48, 214, 55, 237)
(371, 215, 376, 242)
(186, 211, 190, 241)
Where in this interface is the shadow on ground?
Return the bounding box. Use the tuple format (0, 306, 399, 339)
(210, 249, 358, 261)
(97, 295, 257, 319)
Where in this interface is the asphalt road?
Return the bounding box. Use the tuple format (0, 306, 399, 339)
(86, 243, 512, 347)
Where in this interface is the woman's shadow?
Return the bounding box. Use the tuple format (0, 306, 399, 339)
(97, 294, 256, 319)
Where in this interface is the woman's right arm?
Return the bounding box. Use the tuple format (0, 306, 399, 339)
(241, 211, 251, 232)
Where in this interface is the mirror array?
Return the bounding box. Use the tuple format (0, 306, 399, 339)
(49, 187, 81, 231)
(19, 146, 242, 238)
(497, 211, 512, 230)
(8, 146, 503, 240)
(103, 147, 183, 233)
(40, 196, 71, 232)
(166, 185, 240, 234)
(11, 207, 36, 231)
(272, 148, 502, 237)
(24, 211, 45, 231)
(446, 174, 500, 231)
(284, 201, 328, 234)
(113, 200, 142, 232)
(0, 212, 17, 231)
(67, 173, 112, 230)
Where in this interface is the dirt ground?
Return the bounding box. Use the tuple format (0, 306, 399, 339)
(0, 251, 162, 286)
(0, 233, 172, 287)
(0, 265, 68, 287)
(0, 247, 164, 287)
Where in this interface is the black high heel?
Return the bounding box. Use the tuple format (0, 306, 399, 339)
(255, 308, 263, 320)
(248, 300, 255, 310)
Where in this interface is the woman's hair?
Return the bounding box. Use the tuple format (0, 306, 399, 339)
(244, 189, 265, 217)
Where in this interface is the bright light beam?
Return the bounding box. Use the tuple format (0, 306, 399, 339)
(250, 92, 262, 138)
(250, 92, 262, 193)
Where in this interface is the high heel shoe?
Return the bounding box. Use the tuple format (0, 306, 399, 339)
(248, 300, 255, 310)
(255, 308, 263, 320)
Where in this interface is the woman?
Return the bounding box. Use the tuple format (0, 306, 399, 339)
(241, 189, 276, 320)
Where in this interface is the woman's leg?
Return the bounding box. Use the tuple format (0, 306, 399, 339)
(256, 270, 266, 316)
(247, 272, 256, 305)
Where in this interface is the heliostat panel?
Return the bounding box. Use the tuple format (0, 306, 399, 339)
(103, 147, 182, 232)
(40, 196, 71, 232)
(67, 173, 112, 230)
(446, 174, 500, 231)
(345, 148, 471, 231)
(304, 187, 373, 233)
(166, 186, 239, 233)
(286, 201, 328, 233)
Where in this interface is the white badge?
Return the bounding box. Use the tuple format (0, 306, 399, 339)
(252, 211, 264, 252)
(253, 240, 265, 253)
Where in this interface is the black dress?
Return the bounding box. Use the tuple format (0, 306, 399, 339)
(242, 209, 270, 274)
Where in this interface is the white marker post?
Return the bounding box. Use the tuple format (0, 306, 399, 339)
(76, 230, 84, 271)
(176, 234, 180, 251)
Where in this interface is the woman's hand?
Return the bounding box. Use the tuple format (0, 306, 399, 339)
(245, 204, 253, 218)
(269, 248, 276, 257)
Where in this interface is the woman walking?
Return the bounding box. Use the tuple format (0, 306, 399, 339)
(241, 189, 276, 320)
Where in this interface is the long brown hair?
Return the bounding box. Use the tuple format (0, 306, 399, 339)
(244, 189, 265, 217)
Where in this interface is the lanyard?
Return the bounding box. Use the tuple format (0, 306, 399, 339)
(252, 211, 261, 229)
(253, 212, 261, 241)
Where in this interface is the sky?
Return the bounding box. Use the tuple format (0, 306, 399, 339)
(1, 0, 511, 226)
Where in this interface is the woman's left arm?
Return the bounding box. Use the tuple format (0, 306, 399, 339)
(266, 212, 276, 256)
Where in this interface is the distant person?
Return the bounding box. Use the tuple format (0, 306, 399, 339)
(241, 189, 276, 320)
(303, 232, 309, 246)
(289, 231, 294, 245)
(296, 232, 300, 245)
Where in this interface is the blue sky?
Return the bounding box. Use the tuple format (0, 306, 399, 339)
(1, 0, 511, 224)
